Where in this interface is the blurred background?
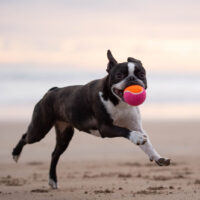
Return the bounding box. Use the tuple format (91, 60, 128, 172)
(1, 3, 200, 199)
(0, 0, 200, 121)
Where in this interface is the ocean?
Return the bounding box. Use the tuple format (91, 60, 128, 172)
(1, 67, 200, 120)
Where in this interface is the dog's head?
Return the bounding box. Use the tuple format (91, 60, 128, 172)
(106, 50, 147, 101)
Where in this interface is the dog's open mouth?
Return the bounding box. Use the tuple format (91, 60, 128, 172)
(113, 88, 124, 98)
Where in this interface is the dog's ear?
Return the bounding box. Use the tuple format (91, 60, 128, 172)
(127, 57, 141, 64)
(107, 50, 117, 73)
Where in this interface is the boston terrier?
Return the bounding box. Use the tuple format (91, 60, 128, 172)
(12, 50, 170, 189)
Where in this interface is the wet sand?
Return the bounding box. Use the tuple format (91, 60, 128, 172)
(0, 120, 200, 200)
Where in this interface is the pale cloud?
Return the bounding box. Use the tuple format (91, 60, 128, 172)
(0, 0, 200, 71)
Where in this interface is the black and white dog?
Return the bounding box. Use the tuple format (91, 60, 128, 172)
(12, 50, 170, 189)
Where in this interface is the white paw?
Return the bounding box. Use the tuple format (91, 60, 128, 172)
(129, 131, 147, 145)
(49, 178, 58, 189)
(149, 153, 161, 162)
(13, 155, 20, 163)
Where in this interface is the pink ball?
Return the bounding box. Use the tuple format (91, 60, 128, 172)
(123, 85, 146, 106)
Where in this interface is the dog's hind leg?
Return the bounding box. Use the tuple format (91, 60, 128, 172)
(49, 121, 74, 189)
(12, 133, 27, 162)
(12, 99, 55, 162)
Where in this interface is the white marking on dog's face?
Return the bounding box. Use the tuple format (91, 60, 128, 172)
(128, 62, 135, 75)
(127, 62, 145, 87)
(113, 62, 136, 91)
(111, 62, 145, 100)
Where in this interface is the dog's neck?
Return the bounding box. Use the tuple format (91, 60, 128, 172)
(102, 76, 119, 106)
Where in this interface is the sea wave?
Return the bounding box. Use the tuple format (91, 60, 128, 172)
(1, 67, 200, 105)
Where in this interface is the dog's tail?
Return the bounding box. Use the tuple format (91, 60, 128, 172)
(48, 86, 58, 92)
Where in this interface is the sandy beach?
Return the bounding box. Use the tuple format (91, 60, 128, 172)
(0, 120, 200, 200)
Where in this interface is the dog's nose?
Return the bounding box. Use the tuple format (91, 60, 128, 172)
(129, 76, 135, 81)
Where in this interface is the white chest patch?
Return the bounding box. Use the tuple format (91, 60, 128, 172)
(99, 92, 142, 131)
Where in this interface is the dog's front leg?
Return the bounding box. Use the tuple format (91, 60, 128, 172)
(99, 124, 147, 145)
(99, 124, 169, 165)
(139, 133, 170, 166)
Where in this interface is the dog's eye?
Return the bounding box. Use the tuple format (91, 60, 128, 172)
(138, 73, 145, 79)
(115, 73, 124, 80)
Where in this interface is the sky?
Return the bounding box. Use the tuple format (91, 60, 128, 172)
(0, 0, 200, 72)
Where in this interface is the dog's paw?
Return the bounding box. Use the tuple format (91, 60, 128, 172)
(13, 155, 20, 163)
(155, 158, 171, 166)
(12, 149, 21, 163)
(48, 178, 58, 189)
(129, 131, 147, 145)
